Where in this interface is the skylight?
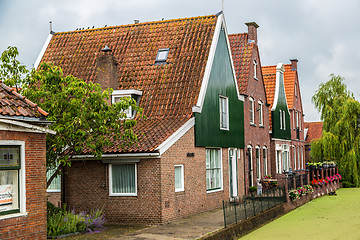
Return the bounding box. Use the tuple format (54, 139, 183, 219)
(155, 48, 169, 64)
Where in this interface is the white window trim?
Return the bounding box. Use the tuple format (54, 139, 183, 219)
(301, 146, 304, 169)
(111, 90, 143, 119)
(0, 140, 26, 220)
(258, 101, 263, 126)
(279, 110, 283, 129)
(276, 150, 281, 174)
(255, 146, 261, 180)
(206, 148, 223, 193)
(219, 96, 229, 130)
(281, 144, 290, 172)
(293, 146, 296, 170)
(263, 147, 268, 176)
(175, 164, 184, 192)
(253, 60, 258, 79)
(109, 163, 137, 197)
(283, 111, 286, 130)
(47, 166, 61, 193)
(247, 145, 254, 186)
(249, 97, 255, 124)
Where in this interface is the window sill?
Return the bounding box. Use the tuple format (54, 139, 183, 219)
(0, 212, 27, 221)
(47, 189, 61, 193)
(206, 188, 223, 194)
(259, 125, 265, 128)
(250, 123, 257, 127)
(175, 189, 184, 193)
(254, 77, 258, 81)
(109, 193, 137, 197)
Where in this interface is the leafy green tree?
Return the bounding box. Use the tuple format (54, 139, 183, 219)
(0, 47, 142, 187)
(0, 46, 28, 92)
(311, 74, 360, 186)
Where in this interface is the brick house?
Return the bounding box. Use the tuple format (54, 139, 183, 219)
(304, 121, 323, 161)
(229, 22, 271, 191)
(36, 13, 247, 224)
(262, 61, 305, 177)
(0, 83, 54, 239)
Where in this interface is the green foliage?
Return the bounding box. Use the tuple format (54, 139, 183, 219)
(47, 202, 106, 237)
(249, 186, 257, 193)
(0, 46, 28, 91)
(341, 181, 355, 188)
(311, 74, 360, 186)
(0, 47, 143, 187)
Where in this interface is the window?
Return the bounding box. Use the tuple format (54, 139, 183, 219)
(295, 83, 298, 97)
(297, 146, 300, 170)
(283, 111, 286, 130)
(112, 89, 142, 119)
(263, 147, 267, 176)
(279, 110, 283, 129)
(293, 111, 295, 130)
(299, 112, 302, 130)
(293, 146, 296, 170)
(206, 149, 222, 192)
(276, 150, 281, 174)
(282, 145, 290, 172)
(0, 143, 24, 217)
(219, 96, 229, 130)
(301, 146, 304, 169)
(175, 165, 184, 192)
(47, 167, 61, 192)
(253, 60, 258, 79)
(255, 147, 261, 180)
(247, 146, 254, 186)
(249, 98, 255, 124)
(155, 48, 169, 64)
(258, 101, 263, 126)
(109, 163, 137, 196)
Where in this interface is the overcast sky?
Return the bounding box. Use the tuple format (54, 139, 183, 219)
(1, 0, 359, 121)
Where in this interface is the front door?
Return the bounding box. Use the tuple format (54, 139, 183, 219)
(229, 148, 238, 197)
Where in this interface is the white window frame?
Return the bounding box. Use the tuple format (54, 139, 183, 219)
(253, 60, 258, 79)
(283, 111, 286, 130)
(0, 141, 26, 220)
(296, 111, 299, 128)
(255, 146, 261, 180)
(293, 146, 296, 170)
(109, 163, 137, 197)
(301, 146, 304, 169)
(263, 147, 268, 176)
(248, 145, 254, 186)
(47, 167, 61, 193)
(112, 89, 142, 119)
(206, 148, 223, 193)
(297, 146, 301, 170)
(282, 144, 290, 172)
(258, 101, 263, 126)
(219, 96, 229, 130)
(293, 111, 295, 130)
(175, 164, 184, 192)
(279, 110, 283, 129)
(276, 149, 282, 174)
(249, 97, 255, 124)
(295, 83, 298, 97)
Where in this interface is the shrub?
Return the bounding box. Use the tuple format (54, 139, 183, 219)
(249, 186, 257, 193)
(342, 181, 355, 188)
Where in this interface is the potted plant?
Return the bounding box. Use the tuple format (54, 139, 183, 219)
(249, 186, 257, 196)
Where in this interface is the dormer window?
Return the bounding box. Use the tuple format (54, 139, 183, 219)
(112, 89, 142, 119)
(155, 48, 169, 64)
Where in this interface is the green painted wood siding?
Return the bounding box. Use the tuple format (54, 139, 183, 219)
(195, 29, 244, 148)
(271, 71, 291, 140)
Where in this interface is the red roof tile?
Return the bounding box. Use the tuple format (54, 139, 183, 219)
(228, 33, 254, 94)
(40, 15, 218, 153)
(0, 83, 48, 119)
(304, 122, 323, 144)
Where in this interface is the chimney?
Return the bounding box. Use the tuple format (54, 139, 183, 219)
(96, 46, 118, 97)
(290, 59, 298, 71)
(245, 22, 259, 44)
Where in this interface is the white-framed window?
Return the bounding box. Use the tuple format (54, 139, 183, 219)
(47, 167, 61, 193)
(109, 163, 137, 196)
(175, 165, 184, 192)
(276, 149, 282, 174)
(297, 146, 301, 170)
(295, 83, 298, 97)
(293, 146, 296, 170)
(299, 112, 302, 130)
(155, 48, 170, 64)
(258, 101, 263, 126)
(301, 146, 304, 169)
(293, 111, 295, 130)
(263, 147, 268, 176)
(282, 144, 290, 172)
(296, 111, 299, 128)
(219, 96, 229, 130)
(279, 110, 283, 129)
(206, 148, 222, 192)
(253, 60, 258, 79)
(247, 145, 254, 186)
(283, 111, 286, 130)
(0, 141, 26, 218)
(112, 89, 142, 119)
(255, 146, 261, 180)
(249, 97, 255, 124)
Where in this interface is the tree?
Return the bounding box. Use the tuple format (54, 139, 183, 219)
(311, 74, 360, 186)
(0, 47, 142, 187)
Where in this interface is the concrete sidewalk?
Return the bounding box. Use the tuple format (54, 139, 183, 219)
(117, 208, 224, 240)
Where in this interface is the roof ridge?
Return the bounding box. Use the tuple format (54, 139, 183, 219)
(55, 14, 217, 35)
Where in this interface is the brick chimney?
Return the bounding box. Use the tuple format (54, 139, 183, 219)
(96, 46, 118, 91)
(245, 22, 259, 44)
(290, 59, 298, 71)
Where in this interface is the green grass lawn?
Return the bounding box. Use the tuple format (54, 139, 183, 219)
(240, 188, 360, 240)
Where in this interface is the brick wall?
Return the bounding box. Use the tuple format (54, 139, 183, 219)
(0, 130, 47, 240)
(64, 126, 236, 224)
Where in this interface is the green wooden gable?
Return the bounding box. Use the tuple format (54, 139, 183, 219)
(194, 26, 244, 148)
(271, 64, 291, 140)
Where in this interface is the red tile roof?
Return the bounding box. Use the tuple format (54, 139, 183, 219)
(304, 122, 323, 144)
(262, 64, 296, 109)
(0, 83, 48, 119)
(228, 33, 254, 94)
(40, 15, 218, 153)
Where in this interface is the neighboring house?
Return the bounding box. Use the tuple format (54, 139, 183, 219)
(304, 121, 323, 161)
(262, 60, 306, 176)
(0, 83, 54, 239)
(229, 22, 271, 191)
(36, 13, 246, 224)
(263, 63, 291, 177)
